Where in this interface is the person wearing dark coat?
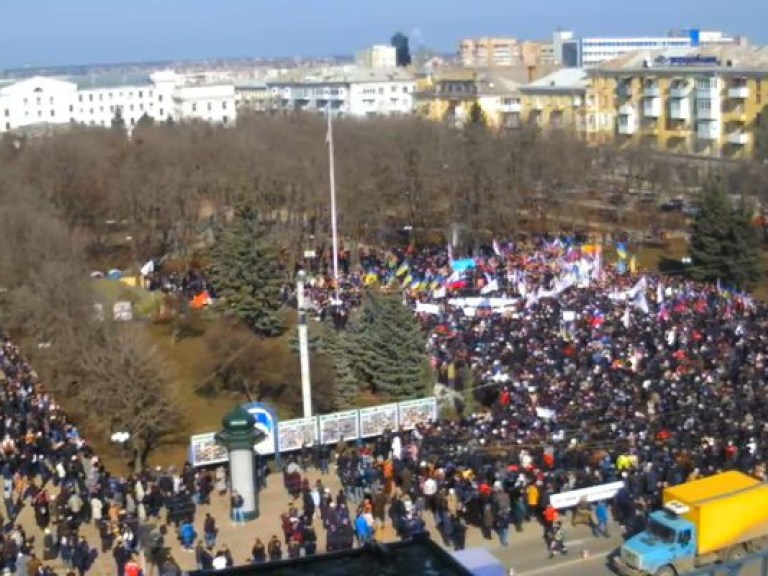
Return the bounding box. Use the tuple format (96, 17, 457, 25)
(71, 536, 90, 576)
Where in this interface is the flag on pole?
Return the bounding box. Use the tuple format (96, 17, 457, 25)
(447, 243, 454, 262)
(492, 239, 502, 257)
(629, 256, 637, 274)
(326, 103, 333, 146)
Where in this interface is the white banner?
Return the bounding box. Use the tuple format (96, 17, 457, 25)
(447, 297, 518, 310)
(549, 481, 624, 509)
(415, 302, 442, 315)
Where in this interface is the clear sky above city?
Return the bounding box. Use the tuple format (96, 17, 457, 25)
(0, 0, 765, 69)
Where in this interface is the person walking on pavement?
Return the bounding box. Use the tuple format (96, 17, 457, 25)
(595, 501, 610, 538)
(549, 522, 568, 559)
(203, 512, 217, 549)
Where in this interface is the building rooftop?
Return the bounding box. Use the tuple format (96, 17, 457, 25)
(270, 66, 415, 85)
(522, 68, 589, 91)
(188, 537, 479, 576)
(70, 72, 153, 89)
(593, 45, 768, 72)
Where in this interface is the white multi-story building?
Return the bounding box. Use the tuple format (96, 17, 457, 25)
(0, 70, 236, 135)
(268, 67, 416, 117)
(355, 45, 398, 70)
(558, 29, 745, 68)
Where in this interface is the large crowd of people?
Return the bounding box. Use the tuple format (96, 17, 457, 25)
(2, 234, 768, 573)
(291, 237, 767, 551)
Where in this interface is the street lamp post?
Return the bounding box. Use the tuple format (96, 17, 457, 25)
(296, 270, 313, 418)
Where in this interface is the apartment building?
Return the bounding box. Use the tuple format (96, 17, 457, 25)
(268, 67, 416, 117)
(355, 45, 398, 70)
(587, 45, 768, 158)
(459, 37, 555, 68)
(413, 69, 523, 130)
(460, 38, 521, 67)
(519, 68, 590, 133)
(0, 70, 236, 135)
(559, 29, 745, 68)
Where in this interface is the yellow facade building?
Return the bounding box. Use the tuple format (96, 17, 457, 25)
(413, 69, 523, 130)
(518, 68, 589, 133)
(586, 45, 768, 158)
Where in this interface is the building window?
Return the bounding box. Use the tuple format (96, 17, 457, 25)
(90, 108, 94, 114)
(149, 91, 153, 98)
(158, 95, 163, 102)
(4, 122, 9, 131)
(110, 105, 115, 112)
(36, 97, 41, 105)
(37, 110, 42, 118)
(138, 91, 143, 98)
(78, 95, 83, 103)
(130, 118, 135, 125)
(3, 109, 7, 117)
(223, 115, 228, 125)
(207, 102, 212, 111)
(140, 104, 144, 111)
(159, 108, 164, 116)
(402, 86, 408, 93)
(89, 94, 93, 102)
(129, 104, 134, 111)
(50, 109, 55, 117)
(69, 104, 74, 112)
(222, 101, 227, 109)
(49, 96, 54, 104)
(129, 92, 133, 98)
(109, 92, 113, 99)
(192, 104, 197, 112)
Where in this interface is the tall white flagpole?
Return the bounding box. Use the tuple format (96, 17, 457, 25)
(327, 103, 341, 302)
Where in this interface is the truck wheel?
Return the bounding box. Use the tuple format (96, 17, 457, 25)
(727, 545, 747, 562)
(654, 567, 676, 576)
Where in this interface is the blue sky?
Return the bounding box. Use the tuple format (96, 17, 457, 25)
(0, 0, 764, 68)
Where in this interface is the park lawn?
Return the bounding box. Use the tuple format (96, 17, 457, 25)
(91, 277, 162, 318)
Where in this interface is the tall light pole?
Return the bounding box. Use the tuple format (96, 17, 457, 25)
(296, 270, 312, 418)
(326, 103, 340, 302)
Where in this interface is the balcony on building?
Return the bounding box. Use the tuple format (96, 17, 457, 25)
(500, 97, 522, 113)
(643, 80, 660, 98)
(617, 105, 637, 135)
(643, 96, 661, 118)
(696, 98, 720, 120)
(727, 131, 749, 145)
(728, 79, 749, 99)
(696, 119, 720, 140)
(617, 80, 633, 99)
(669, 98, 691, 120)
(669, 80, 692, 99)
(695, 78, 720, 98)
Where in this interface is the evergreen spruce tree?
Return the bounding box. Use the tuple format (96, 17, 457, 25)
(208, 202, 284, 336)
(320, 327, 361, 410)
(689, 181, 762, 289)
(355, 293, 430, 400)
(728, 202, 762, 289)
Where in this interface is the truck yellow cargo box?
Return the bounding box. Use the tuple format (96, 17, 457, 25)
(663, 471, 768, 555)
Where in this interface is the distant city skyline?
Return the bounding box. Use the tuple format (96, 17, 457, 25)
(0, 0, 764, 69)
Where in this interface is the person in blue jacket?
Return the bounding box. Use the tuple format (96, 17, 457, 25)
(179, 518, 197, 551)
(594, 501, 610, 538)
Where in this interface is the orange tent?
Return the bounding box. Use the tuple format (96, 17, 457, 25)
(190, 291, 210, 309)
